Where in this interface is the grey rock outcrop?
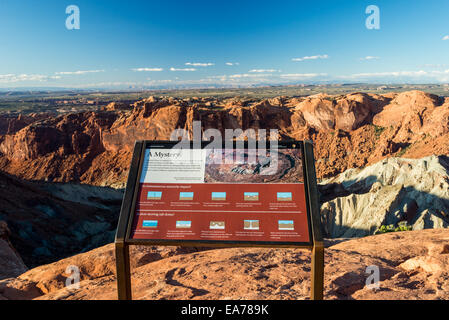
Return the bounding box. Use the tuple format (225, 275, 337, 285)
(319, 155, 449, 238)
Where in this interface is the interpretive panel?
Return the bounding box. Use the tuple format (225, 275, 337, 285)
(129, 144, 311, 244)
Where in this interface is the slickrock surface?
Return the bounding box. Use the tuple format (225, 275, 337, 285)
(0, 229, 448, 300)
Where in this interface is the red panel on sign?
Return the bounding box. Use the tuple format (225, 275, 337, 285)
(129, 146, 310, 244)
(130, 183, 309, 242)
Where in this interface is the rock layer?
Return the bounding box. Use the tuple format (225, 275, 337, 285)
(0, 91, 448, 187)
(319, 155, 449, 238)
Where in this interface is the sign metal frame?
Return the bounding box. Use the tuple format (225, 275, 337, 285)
(115, 140, 324, 300)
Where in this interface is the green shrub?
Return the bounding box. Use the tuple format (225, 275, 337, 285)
(375, 221, 412, 234)
(397, 145, 411, 157)
(373, 125, 385, 138)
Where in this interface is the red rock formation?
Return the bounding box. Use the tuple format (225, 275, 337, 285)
(0, 90, 448, 186)
(0, 111, 118, 182)
(0, 113, 49, 135)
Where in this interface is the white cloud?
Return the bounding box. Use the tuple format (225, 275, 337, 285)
(346, 71, 428, 78)
(249, 69, 281, 73)
(185, 62, 214, 67)
(292, 54, 329, 62)
(71, 81, 140, 88)
(55, 70, 105, 75)
(431, 69, 449, 74)
(225, 62, 239, 66)
(170, 67, 196, 71)
(360, 56, 380, 61)
(148, 79, 173, 83)
(420, 63, 449, 68)
(206, 72, 328, 84)
(443, 35, 449, 40)
(280, 73, 327, 78)
(340, 69, 449, 82)
(132, 68, 164, 72)
(228, 73, 272, 78)
(0, 73, 61, 83)
(206, 73, 274, 83)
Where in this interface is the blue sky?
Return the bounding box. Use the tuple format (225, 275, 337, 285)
(0, 0, 449, 88)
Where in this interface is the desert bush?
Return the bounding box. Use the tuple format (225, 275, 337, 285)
(375, 221, 412, 234)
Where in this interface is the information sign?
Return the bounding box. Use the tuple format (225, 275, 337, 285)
(115, 140, 323, 300)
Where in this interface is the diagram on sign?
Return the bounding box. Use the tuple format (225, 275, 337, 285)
(176, 221, 192, 229)
(244, 220, 260, 230)
(147, 191, 162, 200)
(211, 192, 227, 201)
(278, 220, 294, 230)
(179, 192, 194, 201)
(244, 192, 259, 201)
(210, 221, 225, 230)
(142, 220, 158, 228)
(277, 192, 292, 201)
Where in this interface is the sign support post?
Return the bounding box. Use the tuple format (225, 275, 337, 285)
(304, 140, 324, 300)
(311, 242, 324, 300)
(115, 141, 145, 301)
(115, 241, 131, 300)
(115, 140, 324, 300)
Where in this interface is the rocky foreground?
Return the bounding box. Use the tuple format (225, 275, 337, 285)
(1, 229, 448, 300)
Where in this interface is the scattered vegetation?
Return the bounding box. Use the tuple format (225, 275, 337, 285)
(375, 221, 412, 234)
(373, 125, 385, 138)
(397, 144, 412, 157)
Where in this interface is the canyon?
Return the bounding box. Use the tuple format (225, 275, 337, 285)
(0, 90, 447, 188)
